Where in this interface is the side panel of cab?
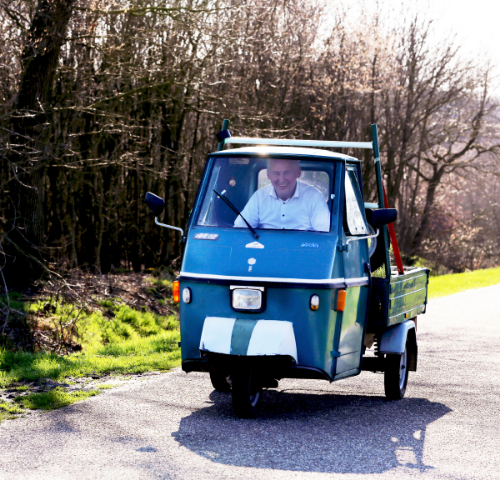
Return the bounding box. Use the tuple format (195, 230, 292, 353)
(331, 161, 371, 379)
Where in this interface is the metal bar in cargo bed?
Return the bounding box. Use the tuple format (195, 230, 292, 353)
(389, 271, 429, 295)
(389, 287, 428, 312)
(224, 137, 374, 149)
(371, 124, 392, 278)
(388, 304, 426, 326)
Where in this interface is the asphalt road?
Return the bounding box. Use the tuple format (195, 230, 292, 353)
(1, 284, 499, 480)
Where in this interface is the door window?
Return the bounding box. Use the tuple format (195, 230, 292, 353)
(345, 169, 369, 235)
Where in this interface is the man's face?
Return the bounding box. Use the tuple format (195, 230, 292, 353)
(267, 159, 301, 201)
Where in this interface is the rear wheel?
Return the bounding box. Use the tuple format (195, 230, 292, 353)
(231, 369, 262, 418)
(209, 370, 231, 392)
(384, 343, 409, 400)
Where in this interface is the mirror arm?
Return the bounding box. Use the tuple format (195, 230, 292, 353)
(155, 217, 184, 236)
(346, 229, 379, 244)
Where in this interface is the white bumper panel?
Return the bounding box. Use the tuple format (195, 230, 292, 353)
(246, 320, 297, 362)
(199, 317, 298, 362)
(199, 317, 236, 355)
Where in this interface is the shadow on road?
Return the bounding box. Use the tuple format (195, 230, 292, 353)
(172, 388, 451, 474)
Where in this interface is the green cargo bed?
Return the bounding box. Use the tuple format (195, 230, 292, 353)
(368, 266, 430, 331)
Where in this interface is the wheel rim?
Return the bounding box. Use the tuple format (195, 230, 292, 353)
(249, 390, 260, 408)
(399, 347, 408, 390)
(248, 374, 261, 407)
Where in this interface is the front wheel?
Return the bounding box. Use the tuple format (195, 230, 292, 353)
(231, 369, 262, 418)
(384, 343, 409, 400)
(209, 370, 231, 392)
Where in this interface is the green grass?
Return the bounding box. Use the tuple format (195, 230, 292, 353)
(14, 387, 102, 411)
(80, 305, 178, 350)
(0, 330, 181, 388)
(96, 384, 116, 389)
(0, 328, 181, 421)
(0, 290, 181, 420)
(429, 266, 500, 299)
(143, 277, 173, 298)
(0, 401, 25, 421)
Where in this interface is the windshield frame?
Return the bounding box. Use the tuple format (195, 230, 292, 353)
(188, 153, 346, 235)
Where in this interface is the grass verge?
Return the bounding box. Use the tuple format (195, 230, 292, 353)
(0, 330, 181, 423)
(0, 281, 181, 422)
(0, 330, 181, 389)
(0, 402, 25, 422)
(429, 266, 500, 299)
(15, 387, 102, 411)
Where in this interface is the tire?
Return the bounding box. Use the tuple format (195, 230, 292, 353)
(231, 369, 262, 418)
(384, 342, 409, 400)
(209, 370, 231, 392)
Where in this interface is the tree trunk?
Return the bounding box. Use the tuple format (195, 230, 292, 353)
(409, 167, 444, 257)
(4, 0, 76, 285)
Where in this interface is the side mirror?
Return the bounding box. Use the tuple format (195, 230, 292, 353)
(145, 192, 165, 217)
(370, 208, 397, 228)
(215, 128, 231, 143)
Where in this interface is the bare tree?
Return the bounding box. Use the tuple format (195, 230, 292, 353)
(0, 0, 498, 296)
(3, 0, 77, 284)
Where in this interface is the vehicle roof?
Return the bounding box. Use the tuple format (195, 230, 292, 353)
(209, 146, 359, 161)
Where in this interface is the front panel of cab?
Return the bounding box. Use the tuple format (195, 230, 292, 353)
(182, 227, 338, 280)
(179, 281, 342, 379)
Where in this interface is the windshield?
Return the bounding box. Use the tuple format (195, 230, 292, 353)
(196, 156, 334, 232)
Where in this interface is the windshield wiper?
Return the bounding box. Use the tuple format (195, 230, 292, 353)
(213, 189, 259, 239)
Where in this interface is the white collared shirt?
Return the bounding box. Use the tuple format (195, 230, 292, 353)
(234, 181, 330, 232)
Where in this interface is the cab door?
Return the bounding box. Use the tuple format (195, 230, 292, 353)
(334, 164, 371, 377)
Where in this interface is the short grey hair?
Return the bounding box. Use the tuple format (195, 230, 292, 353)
(267, 158, 301, 172)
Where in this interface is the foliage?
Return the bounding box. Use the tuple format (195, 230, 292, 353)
(412, 171, 500, 272)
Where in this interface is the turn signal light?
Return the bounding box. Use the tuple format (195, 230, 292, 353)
(173, 281, 180, 302)
(310, 295, 320, 311)
(336, 289, 347, 312)
(182, 287, 192, 304)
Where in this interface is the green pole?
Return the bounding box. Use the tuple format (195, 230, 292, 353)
(217, 119, 230, 151)
(371, 124, 392, 278)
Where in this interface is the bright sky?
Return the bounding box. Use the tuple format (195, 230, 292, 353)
(337, 0, 500, 71)
(427, 0, 500, 69)
(346, 0, 500, 92)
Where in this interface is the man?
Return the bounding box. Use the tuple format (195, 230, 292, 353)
(234, 158, 330, 232)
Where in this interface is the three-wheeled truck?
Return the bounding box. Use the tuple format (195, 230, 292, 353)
(145, 122, 430, 418)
